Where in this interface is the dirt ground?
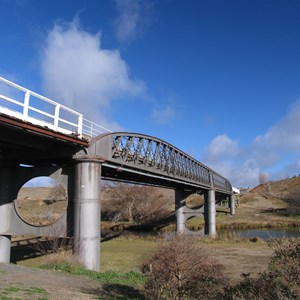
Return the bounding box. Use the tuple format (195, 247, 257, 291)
(0, 263, 103, 299)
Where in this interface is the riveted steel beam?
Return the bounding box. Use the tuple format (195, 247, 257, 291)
(88, 132, 232, 195)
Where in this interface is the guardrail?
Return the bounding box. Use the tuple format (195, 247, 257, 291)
(0, 76, 111, 139)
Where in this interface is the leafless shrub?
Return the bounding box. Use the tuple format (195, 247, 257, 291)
(102, 183, 170, 224)
(33, 222, 73, 256)
(268, 238, 300, 295)
(46, 184, 67, 204)
(140, 236, 227, 299)
(225, 238, 300, 299)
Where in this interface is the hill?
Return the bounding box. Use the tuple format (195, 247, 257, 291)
(217, 177, 300, 229)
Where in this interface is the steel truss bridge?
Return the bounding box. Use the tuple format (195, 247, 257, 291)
(88, 133, 232, 193)
(0, 76, 234, 272)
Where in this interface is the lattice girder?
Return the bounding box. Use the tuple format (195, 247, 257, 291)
(88, 132, 232, 194)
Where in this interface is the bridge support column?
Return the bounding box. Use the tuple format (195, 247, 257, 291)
(175, 190, 186, 234)
(204, 189, 216, 237)
(0, 235, 11, 263)
(175, 190, 205, 235)
(73, 156, 103, 271)
(0, 167, 13, 264)
(229, 195, 235, 215)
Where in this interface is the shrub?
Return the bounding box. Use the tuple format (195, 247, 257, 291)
(140, 236, 227, 299)
(268, 238, 300, 296)
(225, 238, 300, 300)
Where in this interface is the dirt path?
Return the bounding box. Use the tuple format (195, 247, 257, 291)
(0, 263, 102, 299)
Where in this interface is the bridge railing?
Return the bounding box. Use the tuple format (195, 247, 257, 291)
(0, 76, 111, 139)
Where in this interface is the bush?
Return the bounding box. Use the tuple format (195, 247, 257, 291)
(225, 238, 300, 300)
(268, 238, 300, 296)
(140, 236, 227, 299)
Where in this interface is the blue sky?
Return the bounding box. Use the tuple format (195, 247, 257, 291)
(1, 0, 300, 187)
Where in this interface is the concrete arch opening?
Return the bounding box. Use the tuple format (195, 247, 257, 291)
(185, 193, 204, 210)
(185, 216, 204, 232)
(15, 176, 67, 227)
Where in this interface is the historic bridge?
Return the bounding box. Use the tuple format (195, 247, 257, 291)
(0, 76, 234, 271)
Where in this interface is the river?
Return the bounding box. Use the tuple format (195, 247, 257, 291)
(221, 228, 300, 240)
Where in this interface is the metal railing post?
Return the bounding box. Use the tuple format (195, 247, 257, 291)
(23, 91, 30, 121)
(54, 104, 60, 130)
(78, 115, 83, 138)
(90, 122, 94, 137)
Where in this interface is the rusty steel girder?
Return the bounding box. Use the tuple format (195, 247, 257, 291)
(88, 132, 232, 194)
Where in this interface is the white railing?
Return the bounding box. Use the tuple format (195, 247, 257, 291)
(0, 76, 111, 140)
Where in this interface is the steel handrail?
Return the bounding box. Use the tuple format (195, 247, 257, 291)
(0, 76, 111, 139)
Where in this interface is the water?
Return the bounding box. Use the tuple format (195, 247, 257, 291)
(222, 228, 300, 240)
(102, 228, 300, 240)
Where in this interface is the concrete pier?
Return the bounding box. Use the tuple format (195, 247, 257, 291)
(0, 235, 11, 263)
(175, 190, 187, 234)
(0, 167, 12, 263)
(229, 195, 236, 216)
(204, 189, 216, 237)
(73, 157, 103, 271)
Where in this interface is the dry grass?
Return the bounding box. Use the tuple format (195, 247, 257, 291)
(12, 234, 281, 285)
(16, 187, 67, 226)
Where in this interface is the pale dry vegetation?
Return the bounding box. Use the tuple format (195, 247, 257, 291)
(16, 185, 67, 226)
(101, 183, 172, 224)
(140, 237, 300, 300)
(141, 236, 227, 300)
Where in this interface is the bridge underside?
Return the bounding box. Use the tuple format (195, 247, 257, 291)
(0, 113, 87, 165)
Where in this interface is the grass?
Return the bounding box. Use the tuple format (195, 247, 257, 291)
(42, 261, 145, 287)
(10, 177, 300, 297)
(10, 234, 292, 299)
(0, 286, 48, 300)
(101, 237, 157, 272)
(19, 235, 273, 283)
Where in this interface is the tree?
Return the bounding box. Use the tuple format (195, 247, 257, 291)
(259, 173, 268, 185)
(101, 183, 170, 224)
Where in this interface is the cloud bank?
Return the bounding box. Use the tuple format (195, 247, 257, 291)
(41, 19, 145, 129)
(202, 101, 300, 187)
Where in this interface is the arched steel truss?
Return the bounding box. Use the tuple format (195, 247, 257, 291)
(89, 132, 232, 194)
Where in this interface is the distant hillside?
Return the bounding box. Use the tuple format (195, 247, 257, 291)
(217, 177, 300, 229)
(250, 176, 300, 197)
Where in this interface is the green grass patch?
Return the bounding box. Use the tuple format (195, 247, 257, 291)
(101, 237, 156, 272)
(0, 286, 48, 300)
(41, 262, 145, 287)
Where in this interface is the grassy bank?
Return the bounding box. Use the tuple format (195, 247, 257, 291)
(13, 235, 274, 285)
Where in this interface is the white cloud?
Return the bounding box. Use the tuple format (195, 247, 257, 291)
(202, 100, 300, 187)
(254, 100, 300, 151)
(152, 105, 176, 124)
(41, 19, 145, 130)
(203, 134, 239, 159)
(114, 0, 153, 44)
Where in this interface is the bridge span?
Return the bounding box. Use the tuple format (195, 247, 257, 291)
(0, 76, 234, 271)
